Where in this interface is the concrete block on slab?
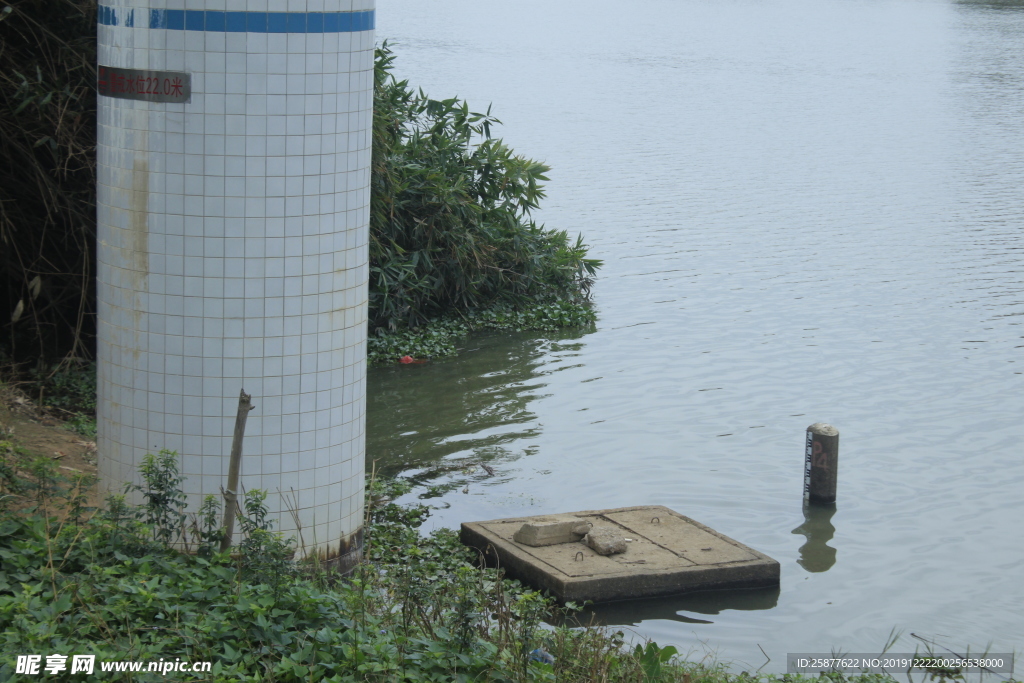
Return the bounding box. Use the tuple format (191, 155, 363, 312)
(585, 527, 627, 555)
(512, 516, 593, 547)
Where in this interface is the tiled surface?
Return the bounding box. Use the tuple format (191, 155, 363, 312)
(96, 0, 373, 556)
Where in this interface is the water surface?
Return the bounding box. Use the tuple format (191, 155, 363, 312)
(368, 0, 1024, 670)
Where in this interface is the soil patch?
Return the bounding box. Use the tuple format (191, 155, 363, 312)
(0, 382, 102, 511)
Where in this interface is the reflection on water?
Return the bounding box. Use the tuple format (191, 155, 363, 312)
(791, 503, 838, 573)
(562, 587, 782, 628)
(367, 330, 588, 485)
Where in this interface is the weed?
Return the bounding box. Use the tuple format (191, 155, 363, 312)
(128, 448, 187, 547)
(192, 493, 223, 559)
(66, 413, 96, 437)
(29, 360, 97, 415)
(635, 641, 681, 681)
(237, 488, 296, 590)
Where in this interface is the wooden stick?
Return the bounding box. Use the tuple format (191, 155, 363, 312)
(220, 389, 255, 552)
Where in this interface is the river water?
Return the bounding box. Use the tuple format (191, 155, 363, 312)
(367, 0, 1024, 671)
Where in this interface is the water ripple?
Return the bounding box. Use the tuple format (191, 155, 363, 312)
(373, 0, 1024, 670)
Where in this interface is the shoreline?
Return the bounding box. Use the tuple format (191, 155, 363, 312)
(367, 293, 597, 366)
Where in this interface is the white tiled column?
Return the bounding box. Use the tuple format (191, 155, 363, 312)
(96, 1, 373, 570)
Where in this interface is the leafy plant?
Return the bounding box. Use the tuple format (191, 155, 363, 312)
(0, 438, 66, 518)
(0, 439, 28, 510)
(29, 359, 96, 414)
(370, 41, 601, 335)
(128, 449, 187, 546)
(237, 488, 295, 589)
(635, 641, 681, 681)
(193, 493, 223, 559)
(66, 412, 96, 437)
(94, 491, 153, 558)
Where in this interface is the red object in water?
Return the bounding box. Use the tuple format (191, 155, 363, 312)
(399, 355, 426, 364)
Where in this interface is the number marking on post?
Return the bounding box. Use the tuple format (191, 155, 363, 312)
(803, 430, 813, 498)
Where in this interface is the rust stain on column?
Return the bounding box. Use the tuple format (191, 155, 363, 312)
(129, 156, 150, 349)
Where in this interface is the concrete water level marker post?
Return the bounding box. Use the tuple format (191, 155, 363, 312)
(805, 423, 839, 504)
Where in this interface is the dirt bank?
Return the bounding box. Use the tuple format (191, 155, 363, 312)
(0, 382, 101, 510)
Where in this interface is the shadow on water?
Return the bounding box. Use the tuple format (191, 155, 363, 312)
(791, 502, 838, 573)
(366, 328, 591, 484)
(554, 586, 781, 628)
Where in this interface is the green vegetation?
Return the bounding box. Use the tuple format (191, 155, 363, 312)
(0, 354, 98, 437)
(30, 358, 97, 436)
(370, 42, 600, 340)
(365, 43, 601, 364)
(367, 298, 595, 366)
(2, 446, 702, 681)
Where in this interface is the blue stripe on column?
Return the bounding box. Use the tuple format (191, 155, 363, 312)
(98, 7, 375, 32)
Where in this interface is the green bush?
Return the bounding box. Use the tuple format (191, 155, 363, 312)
(369, 41, 600, 334)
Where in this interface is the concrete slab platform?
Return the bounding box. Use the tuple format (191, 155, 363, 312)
(460, 505, 780, 603)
